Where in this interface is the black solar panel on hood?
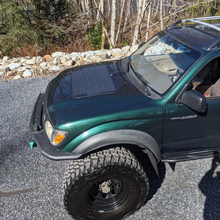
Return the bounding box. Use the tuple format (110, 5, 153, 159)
(71, 65, 116, 98)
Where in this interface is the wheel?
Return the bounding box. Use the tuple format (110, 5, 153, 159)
(63, 147, 149, 220)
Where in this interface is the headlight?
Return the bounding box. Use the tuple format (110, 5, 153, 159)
(45, 121, 68, 145)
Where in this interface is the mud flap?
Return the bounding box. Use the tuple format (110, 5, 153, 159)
(143, 148, 159, 177)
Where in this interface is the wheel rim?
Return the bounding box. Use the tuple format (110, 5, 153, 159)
(87, 179, 129, 212)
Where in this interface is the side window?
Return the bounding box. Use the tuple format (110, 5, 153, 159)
(191, 58, 220, 97)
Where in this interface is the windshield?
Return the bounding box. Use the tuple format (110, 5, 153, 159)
(130, 32, 201, 94)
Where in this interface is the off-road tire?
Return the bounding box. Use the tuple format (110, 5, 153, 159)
(63, 147, 149, 220)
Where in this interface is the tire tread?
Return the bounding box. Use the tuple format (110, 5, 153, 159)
(63, 147, 149, 219)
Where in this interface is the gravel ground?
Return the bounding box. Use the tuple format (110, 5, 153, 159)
(0, 77, 219, 220)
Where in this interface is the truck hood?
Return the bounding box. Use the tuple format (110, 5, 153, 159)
(46, 60, 151, 126)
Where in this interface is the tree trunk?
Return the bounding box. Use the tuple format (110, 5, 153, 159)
(166, 0, 173, 26)
(173, 0, 177, 22)
(35, 0, 41, 30)
(84, 0, 90, 27)
(110, 0, 116, 48)
(115, 0, 125, 45)
(132, 0, 150, 46)
(122, 0, 131, 33)
(76, 0, 82, 12)
(100, 0, 105, 49)
(132, 0, 142, 46)
(160, 0, 163, 30)
(88, 0, 94, 28)
(155, 0, 159, 17)
(107, 0, 110, 17)
(145, 1, 152, 41)
(93, 0, 112, 47)
(95, 0, 101, 21)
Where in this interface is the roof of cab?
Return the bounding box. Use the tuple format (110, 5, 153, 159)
(166, 16, 220, 51)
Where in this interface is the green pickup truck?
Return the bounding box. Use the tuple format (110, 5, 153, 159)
(30, 16, 220, 220)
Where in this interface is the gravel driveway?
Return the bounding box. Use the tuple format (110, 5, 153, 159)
(0, 77, 219, 220)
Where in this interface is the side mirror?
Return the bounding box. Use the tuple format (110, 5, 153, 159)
(181, 90, 206, 113)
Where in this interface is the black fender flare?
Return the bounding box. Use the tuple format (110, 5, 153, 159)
(72, 129, 161, 175)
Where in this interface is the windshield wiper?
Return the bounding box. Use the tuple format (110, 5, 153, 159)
(128, 59, 151, 96)
(135, 72, 151, 96)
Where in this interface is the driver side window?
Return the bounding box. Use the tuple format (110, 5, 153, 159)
(191, 58, 220, 97)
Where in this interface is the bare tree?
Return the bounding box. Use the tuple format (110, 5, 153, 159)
(166, 0, 173, 25)
(100, 0, 105, 49)
(93, 0, 112, 47)
(81, 0, 90, 27)
(160, 0, 163, 30)
(145, 1, 152, 41)
(132, 0, 150, 46)
(122, 0, 131, 33)
(88, 0, 95, 28)
(115, 0, 125, 45)
(155, 0, 159, 17)
(110, 0, 116, 48)
(173, 0, 177, 21)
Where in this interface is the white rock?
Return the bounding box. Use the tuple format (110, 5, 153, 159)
(52, 52, 64, 58)
(71, 55, 80, 61)
(0, 72, 5, 77)
(83, 51, 96, 59)
(51, 65, 61, 71)
(60, 57, 67, 64)
(23, 69, 33, 77)
(111, 48, 125, 57)
(90, 56, 103, 62)
(37, 68, 46, 74)
(0, 66, 9, 72)
(20, 58, 27, 63)
(112, 48, 122, 53)
(35, 59, 42, 64)
(25, 56, 31, 60)
(17, 67, 27, 72)
(11, 59, 20, 63)
(47, 62, 54, 67)
(100, 49, 112, 58)
(70, 52, 79, 56)
(84, 58, 92, 63)
(122, 46, 131, 53)
(14, 75, 22, 79)
(130, 45, 139, 53)
(26, 59, 36, 65)
(3, 56, 9, 61)
(7, 71, 13, 77)
(2, 61, 9, 66)
(94, 51, 107, 60)
(110, 56, 123, 60)
(40, 62, 47, 67)
(8, 63, 21, 70)
(53, 57, 61, 65)
(63, 54, 71, 60)
(65, 60, 75, 66)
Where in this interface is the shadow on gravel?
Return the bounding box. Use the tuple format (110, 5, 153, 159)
(199, 156, 220, 220)
(135, 152, 166, 204)
(0, 143, 21, 166)
(0, 131, 31, 166)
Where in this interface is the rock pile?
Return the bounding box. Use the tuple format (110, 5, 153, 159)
(0, 45, 139, 80)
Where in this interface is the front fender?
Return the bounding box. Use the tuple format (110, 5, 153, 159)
(71, 129, 161, 163)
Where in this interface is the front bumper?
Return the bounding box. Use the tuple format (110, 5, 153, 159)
(29, 93, 82, 160)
